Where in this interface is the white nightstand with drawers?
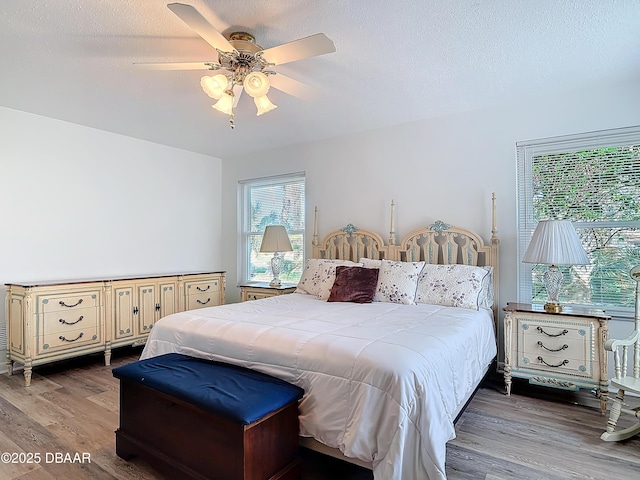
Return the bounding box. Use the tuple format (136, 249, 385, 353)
(503, 302, 610, 413)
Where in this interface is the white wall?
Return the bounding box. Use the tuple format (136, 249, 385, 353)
(220, 79, 640, 362)
(0, 106, 224, 366)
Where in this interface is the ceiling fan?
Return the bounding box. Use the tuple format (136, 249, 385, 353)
(139, 3, 336, 128)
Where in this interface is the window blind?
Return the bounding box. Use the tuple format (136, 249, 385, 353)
(517, 126, 640, 317)
(239, 172, 305, 284)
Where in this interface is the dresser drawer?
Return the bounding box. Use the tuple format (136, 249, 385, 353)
(37, 290, 101, 313)
(516, 318, 594, 378)
(186, 292, 219, 310)
(240, 284, 297, 302)
(185, 279, 220, 296)
(244, 291, 274, 301)
(41, 307, 100, 336)
(39, 325, 101, 354)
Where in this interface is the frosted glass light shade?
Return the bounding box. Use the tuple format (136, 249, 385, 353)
(259, 225, 293, 253)
(243, 71, 270, 98)
(254, 95, 277, 116)
(201, 74, 228, 99)
(212, 92, 234, 115)
(522, 220, 589, 266)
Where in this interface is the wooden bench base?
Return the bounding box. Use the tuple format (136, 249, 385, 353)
(115, 361, 302, 480)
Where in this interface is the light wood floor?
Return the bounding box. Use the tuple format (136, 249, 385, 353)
(0, 349, 638, 480)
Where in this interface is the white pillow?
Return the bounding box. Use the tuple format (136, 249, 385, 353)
(479, 266, 494, 309)
(374, 259, 425, 305)
(360, 258, 382, 269)
(296, 259, 361, 300)
(415, 264, 491, 310)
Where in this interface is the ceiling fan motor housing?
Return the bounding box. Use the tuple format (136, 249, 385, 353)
(219, 32, 270, 84)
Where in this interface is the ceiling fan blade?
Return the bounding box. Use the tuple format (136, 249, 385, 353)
(261, 33, 335, 65)
(134, 62, 221, 71)
(232, 84, 243, 108)
(167, 3, 234, 53)
(269, 73, 315, 100)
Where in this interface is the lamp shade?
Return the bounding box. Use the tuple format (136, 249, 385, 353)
(254, 95, 277, 116)
(244, 71, 270, 98)
(260, 225, 293, 253)
(212, 92, 234, 115)
(522, 220, 589, 265)
(201, 74, 228, 99)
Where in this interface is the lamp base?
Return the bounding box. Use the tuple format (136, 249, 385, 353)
(544, 302, 563, 313)
(269, 252, 283, 287)
(543, 265, 563, 313)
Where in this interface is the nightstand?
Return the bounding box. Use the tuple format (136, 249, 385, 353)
(503, 302, 610, 413)
(239, 282, 297, 302)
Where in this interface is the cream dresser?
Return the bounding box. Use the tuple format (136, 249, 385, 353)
(503, 302, 610, 413)
(6, 271, 225, 386)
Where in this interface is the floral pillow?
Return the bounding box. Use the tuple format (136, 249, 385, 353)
(296, 259, 361, 300)
(373, 259, 425, 305)
(415, 264, 491, 310)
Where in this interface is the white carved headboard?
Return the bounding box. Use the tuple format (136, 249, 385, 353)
(312, 224, 389, 261)
(311, 194, 500, 318)
(396, 222, 497, 267)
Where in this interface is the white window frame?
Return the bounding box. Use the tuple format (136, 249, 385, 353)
(239, 172, 305, 284)
(517, 126, 640, 319)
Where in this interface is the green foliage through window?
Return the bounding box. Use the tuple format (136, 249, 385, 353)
(241, 174, 305, 284)
(518, 129, 640, 316)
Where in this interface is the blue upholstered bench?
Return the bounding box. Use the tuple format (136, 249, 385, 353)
(113, 353, 304, 480)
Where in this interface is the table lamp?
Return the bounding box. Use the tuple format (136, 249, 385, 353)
(522, 220, 589, 312)
(259, 225, 293, 286)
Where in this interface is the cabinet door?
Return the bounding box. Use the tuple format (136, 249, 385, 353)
(113, 284, 135, 340)
(158, 281, 177, 318)
(137, 283, 157, 334)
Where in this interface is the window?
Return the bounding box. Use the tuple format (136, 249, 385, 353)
(517, 126, 640, 318)
(240, 172, 305, 284)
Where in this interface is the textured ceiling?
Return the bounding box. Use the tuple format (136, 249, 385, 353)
(1, 1, 639, 158)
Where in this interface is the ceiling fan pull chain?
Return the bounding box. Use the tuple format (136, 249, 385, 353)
(229, 112, 235, 129)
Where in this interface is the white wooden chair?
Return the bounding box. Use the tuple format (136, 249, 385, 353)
(601, 265, 640, 442)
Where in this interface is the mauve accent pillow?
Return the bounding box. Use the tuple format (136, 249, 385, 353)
(328, 266, 379, 303)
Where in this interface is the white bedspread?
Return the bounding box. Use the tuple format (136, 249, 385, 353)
(140, 293, 497, 480)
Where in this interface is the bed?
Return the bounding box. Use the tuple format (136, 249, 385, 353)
(140, 195, 500, 480)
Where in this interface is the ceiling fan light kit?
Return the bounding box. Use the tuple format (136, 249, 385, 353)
(140, 3, 336, 129)
(200, 74, 228, 99)
(254, 95, 277, 116)
(243, 71, 271, 98)
(212, 91, 234, 116)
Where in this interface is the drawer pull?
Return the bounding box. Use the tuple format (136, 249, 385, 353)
(59, 315, 84, 326)
(537, 356, 569, 368)
(59, 299, 83, 308)
(536, 326, 568, 337)
(197, 298, 211, 305)
(537, 341, 568, 352)
(155, 303, 161, 312)
(59, 332, 84, 343)
(196, 285, 211, 292)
